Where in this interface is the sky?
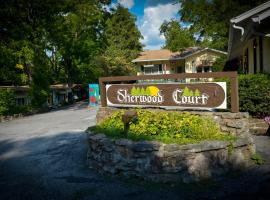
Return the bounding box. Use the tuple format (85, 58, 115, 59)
(111, 0, 181, 50)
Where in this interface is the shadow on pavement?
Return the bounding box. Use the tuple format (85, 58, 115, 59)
(0, 131, 270, 200)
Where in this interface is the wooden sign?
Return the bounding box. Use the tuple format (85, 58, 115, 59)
(106, 82, 226, 109)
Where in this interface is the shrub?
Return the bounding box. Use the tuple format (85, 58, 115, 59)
(92, 110, 234, 144)
(238, 74, 270, 117)
(0, 89, 16, 115)
(215, 74, 270, 117)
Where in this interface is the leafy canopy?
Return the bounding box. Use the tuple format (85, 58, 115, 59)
(178, 0, 268, 50)
(160, 20, 195, 52)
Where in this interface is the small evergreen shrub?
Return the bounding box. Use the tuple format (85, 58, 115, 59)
(92, 110, 234, 144)
(216, 74, 270, 117)
(238, 74, 270, 117)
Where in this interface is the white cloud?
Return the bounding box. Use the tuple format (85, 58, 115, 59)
(118, 0, 134, 9)
(139, 3, 180, 50)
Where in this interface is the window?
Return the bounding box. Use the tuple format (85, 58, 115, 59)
(197, 67, 203, 73)
(196, 66, 211, 73)
(176, 66, 185, 73)
(16, 97, 25, 106)
(204, 66, 211, 73)
(143, 64, 163, 75)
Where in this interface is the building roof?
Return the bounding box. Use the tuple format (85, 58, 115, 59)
(132, 47, 226, 63)
(50, 84, 79, 90)
(0, 84, 81, 91)
(230, 1, 270, 24)
(0, 86, 30, 91)
(228, 2, 270, 60)
(132, 49, 181, 62)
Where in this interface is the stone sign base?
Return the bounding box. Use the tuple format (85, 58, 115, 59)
(87, 107, 255, 183)
(87, 133, 255, 183)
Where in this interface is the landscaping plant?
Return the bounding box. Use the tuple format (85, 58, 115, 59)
(91, 110, 234, 144)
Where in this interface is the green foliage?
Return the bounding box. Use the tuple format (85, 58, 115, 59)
(179, 0, 267, 50)
(212, 55, 227, 72)
(194, 89, 201, 97)
(215, 74, 270, 117)
(238, 74, 270, 117)
(160, 20, 195, 52)
(130, 87, 152, 96)
(93, 110, 234, 144)
(84, 5, 143, 77)
(0, 89, 16, 115)
(30, 55, 50, 108)
(183, 87, 191, 96)
(251, 154, 265, 165)
(145, 87, 151, 96)
(100, 5, 143, 76)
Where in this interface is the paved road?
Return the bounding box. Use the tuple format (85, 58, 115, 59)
(0, 102, 270, 200)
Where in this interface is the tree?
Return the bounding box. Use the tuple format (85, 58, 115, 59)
(131, 87, 136, 96)
(48, 0, 109, 85)
(160, 20, 195, 52)
(30, 52, 50, 108)
(145, 87, 151, 96)
(179, 0, 267, 50)
(101, 4, 143, 76)
(183, 87, 190, 96)
(0, 89, 15, 115)
(194, 89, 201, 96)
(212, 55, 227, 72)
(136, 87, 141, 96)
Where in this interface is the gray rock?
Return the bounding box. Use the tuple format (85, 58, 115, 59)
(132, 141, 157, 152)
(227, 121, 246, 129)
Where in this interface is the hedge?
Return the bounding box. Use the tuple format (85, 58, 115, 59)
(217, 74, 270, 117)
(238, 74, 270, 117)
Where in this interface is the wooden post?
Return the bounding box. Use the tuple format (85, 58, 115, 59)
(99, 79, 107, 107)
(230, 75, 239, 113)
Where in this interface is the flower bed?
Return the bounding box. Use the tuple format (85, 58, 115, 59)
(87, 108, 255, 183)
(87, 133, 255, 183)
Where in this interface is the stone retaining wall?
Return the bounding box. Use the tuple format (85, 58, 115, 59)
(87, 133, 255, 183)
(96, 107, 249, 136)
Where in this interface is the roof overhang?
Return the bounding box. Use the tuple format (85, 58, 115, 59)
(228, 2, 270, 60)
(132, 48, 227, 63)
(230, 1, 270, 23)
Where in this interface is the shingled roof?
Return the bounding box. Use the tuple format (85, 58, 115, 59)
(132, 47, 226, 63)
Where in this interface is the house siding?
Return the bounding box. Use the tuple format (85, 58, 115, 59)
(263, 36, 270, 73)
(185, 51, 220, 73)
(242, 36, 270, 74)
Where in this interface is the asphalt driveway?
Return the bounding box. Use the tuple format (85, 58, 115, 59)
(0, 101, 270, 200)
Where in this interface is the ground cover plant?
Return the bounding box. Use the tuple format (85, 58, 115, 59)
(90, 110, 235, 144)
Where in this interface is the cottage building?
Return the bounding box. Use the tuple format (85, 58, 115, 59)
(0, 86, 30, 106)
(132, 47, 227, 77)
(0, 84, 86, 107)
(228, 1, 270, 73)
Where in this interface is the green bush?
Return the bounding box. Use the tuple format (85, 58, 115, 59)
(215, 74, 270, 117)
(238, 74, 270, 117)
(0, 89, 16, 115)
(92, 110, 234, 144)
